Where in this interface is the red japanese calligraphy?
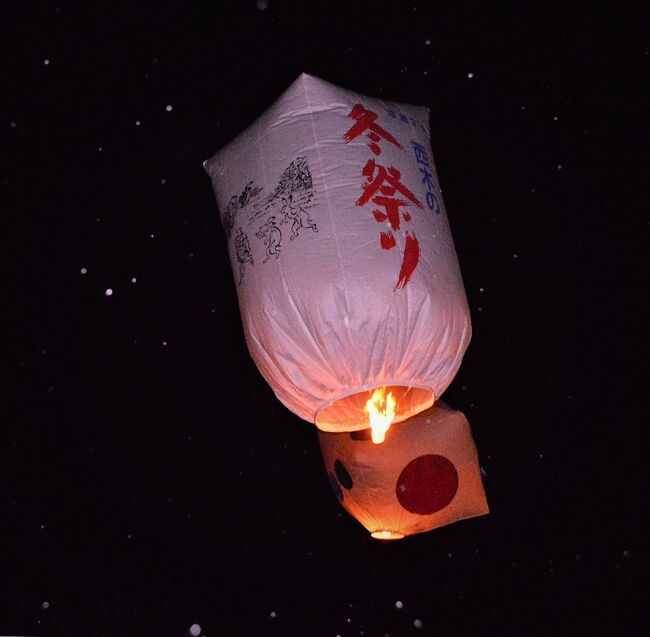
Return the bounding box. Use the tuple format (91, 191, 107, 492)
(344, 104, 403, 155)
(395, 233, 420, 290)
(357, 160, 423, 208)
(372, 197, 409, 230)
(380, 231, 396, 250)
(344, 106, 424, 289)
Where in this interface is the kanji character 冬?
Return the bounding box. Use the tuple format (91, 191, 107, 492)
(344, 104, 403, 155)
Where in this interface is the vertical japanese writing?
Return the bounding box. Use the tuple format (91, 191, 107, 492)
(385, 108, 427, 132)
(343, 104, 423, 289)
(411, 141, 440, 213)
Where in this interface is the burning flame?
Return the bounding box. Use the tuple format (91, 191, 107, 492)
(365, 387, 397, 444)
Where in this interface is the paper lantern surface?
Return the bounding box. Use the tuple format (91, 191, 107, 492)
(318, 402, 489, 539)
(204, 73, 471, 431)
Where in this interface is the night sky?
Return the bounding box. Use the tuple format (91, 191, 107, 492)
(3, 2, 646, 636)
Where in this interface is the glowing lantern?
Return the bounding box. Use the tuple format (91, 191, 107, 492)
(319, 402, 489, 539)
(204, 73, 471, 435)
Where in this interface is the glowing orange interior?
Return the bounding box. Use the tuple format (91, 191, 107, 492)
(315, 385, 434, 434)
(371, 530, 405, 540)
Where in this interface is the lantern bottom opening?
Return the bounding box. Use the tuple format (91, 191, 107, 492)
(371, 530, 405, 541)
(315, 384, 435, 433)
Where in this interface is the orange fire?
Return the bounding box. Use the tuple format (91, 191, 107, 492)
(365, 387, 397, 444)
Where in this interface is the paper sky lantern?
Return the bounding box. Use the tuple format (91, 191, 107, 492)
(204, 73, 471, 437)
(318, 402, 488, 539)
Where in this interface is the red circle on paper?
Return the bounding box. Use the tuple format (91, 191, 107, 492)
(396, 454, 458, 515)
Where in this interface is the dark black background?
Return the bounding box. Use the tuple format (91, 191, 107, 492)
(3, 2, 646, 635)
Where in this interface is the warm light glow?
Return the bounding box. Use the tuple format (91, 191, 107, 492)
(365, 387, 397, 444)
(371, 530, 405, 540)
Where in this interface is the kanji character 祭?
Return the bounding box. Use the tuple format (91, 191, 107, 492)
(358, 159, 423, 290)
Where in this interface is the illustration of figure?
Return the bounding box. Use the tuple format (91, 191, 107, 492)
(280, 193, 318, 240)
(255, 216, 282, 263)
(222, 195, 239, 239)
(234, 227, 254, 284)
(238, 180, 262, 208)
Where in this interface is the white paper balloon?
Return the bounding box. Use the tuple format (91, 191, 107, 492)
(204, 73, 471, 432)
